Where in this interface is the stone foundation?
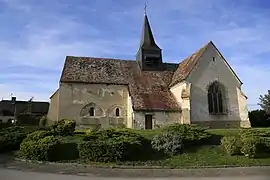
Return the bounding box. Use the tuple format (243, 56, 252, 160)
(192, 120, 250, 129)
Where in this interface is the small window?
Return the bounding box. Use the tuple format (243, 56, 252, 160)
(212, 57, 216, 61)
(89, 107, 95, 116)
(115, 108, 120, 117)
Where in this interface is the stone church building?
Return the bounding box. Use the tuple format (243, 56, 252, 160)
(47, 14, 251, 129)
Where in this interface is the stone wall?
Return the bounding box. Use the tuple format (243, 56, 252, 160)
(47, 89, 59, 122)
(57, 83, 129, 128)
(133, 111, 181, 129)
(184, 43, 250, 127)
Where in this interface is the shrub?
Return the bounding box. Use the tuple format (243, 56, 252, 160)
(240, 136, 261, 158)
(151, 132, 183, 156)
(52, 142, 79, 161)
(79, 128, 150, 162)
(163, 124, 212, 146)
(20, 135, 63, 161)
(50, 119, 76, 136)
(0, 127, 27, 153)
(240, 129, 270, 138)
(0, 122, 13, 129)
(24, 130, 52, 141)
(221, 136, 241, 155)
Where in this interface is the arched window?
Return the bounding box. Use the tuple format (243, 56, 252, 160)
(89, 107, 95, 116)
(207, 82, 226, 114)
(115, 108, 120, 117)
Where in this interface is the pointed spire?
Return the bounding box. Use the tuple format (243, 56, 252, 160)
(140, 13, 160, 49)
(144, 2, 147, 15)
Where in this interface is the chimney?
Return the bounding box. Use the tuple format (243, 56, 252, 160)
(11, 97, 16, 104)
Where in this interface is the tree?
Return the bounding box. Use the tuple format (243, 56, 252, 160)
(248, 110, 269, 127)
(258, 90, 270, 114)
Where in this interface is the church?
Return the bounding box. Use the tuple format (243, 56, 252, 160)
(47, 13, 251, 129)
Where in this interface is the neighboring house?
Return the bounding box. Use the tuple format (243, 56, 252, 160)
(0, 97, 49, 123)
(47, 14, 251, 129)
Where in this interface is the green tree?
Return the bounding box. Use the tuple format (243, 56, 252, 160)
(258, 90, 270, 114)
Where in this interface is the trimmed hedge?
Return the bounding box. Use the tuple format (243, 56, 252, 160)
(0, 126, 27, 153)
(24, 130, 53, 141)
(20, 135, 63, 161)
(221, 129, 270, 158)
(221, 136, 241, 155)
(79, 128, 151, 162)
(151, 132, 183, 156)
(240, 136, 261, 158)
(162, 124, 212, 146)
(50, 119, 76, 136)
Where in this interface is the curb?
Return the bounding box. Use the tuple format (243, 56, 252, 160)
(14, 158, 270, 170)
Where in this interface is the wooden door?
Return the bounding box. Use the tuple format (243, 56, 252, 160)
(145, 115, 153, 129)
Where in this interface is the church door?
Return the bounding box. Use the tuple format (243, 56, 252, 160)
(145, 115, 153, 129)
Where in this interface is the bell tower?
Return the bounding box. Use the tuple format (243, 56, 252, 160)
(136, 9, 163, 71)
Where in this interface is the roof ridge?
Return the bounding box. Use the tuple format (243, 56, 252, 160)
(66, 56, 135, 62)
(169, 41, 211, 87)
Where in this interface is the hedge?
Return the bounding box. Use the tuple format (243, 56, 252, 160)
(79, 128, 151, 162)
(0, 126, 27, 153)
(20, 135, 63, 161)
(162, 124, 212, 146)
(50, 119, 76, 136)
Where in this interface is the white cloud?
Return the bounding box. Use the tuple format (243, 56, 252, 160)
(0, 0, 269, 111)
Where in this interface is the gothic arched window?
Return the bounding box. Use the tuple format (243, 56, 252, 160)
(115, 108, 120, 117)
(89, 107, 95, 116)
(207, 82, 226, 114)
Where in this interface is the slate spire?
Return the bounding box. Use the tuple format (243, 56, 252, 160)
(140, 14, 161, 50)
(136, 9, 163, 71)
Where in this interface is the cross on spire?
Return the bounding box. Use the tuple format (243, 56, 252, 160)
(144, 2, 147, 15)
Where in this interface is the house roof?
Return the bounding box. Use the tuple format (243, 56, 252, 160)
(59, 41, 243, 111)
(0, 100, 49, 115)
(60, 56, 180, 111)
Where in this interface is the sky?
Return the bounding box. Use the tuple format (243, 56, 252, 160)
(0, 0, 270, 110)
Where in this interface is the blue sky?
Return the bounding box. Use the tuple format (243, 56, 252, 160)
(0, 0, 270, 110)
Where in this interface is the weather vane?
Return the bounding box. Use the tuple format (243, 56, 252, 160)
(144, 2, 147, 15)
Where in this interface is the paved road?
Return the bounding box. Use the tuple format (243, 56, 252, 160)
(1, 168, 269, 180)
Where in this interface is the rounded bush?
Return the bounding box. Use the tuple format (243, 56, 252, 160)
(240, 136, 261, 158)
(151, 132, 183, 156)
(79, 128, 150, 162)
(25, 130, 52, 141)
(221, 136, 241, 155)
(163, 124, 211, 146)
(50, 119, 76, 136)
(0, 127, 27, 153)
(20, 135, 63, 161)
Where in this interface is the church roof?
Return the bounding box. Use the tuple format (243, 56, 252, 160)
(170, 41, 242, 87)
(169, 42, 210, 87)
(60, 41, 242, 111)
(60, 56, 180, 111)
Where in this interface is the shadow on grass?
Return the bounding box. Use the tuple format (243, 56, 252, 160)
(205, 134, 224, 145)
(51, 142, 79, 162)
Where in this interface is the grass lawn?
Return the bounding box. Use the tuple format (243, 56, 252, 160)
(60, 127, 270, 168)
(117, 127, 270, 168)
(21, 126, 38, 133)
